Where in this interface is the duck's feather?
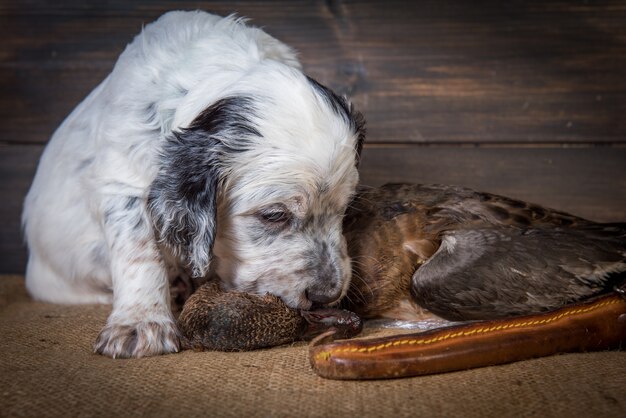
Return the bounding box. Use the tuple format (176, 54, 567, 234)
(411, 225, 626, 320)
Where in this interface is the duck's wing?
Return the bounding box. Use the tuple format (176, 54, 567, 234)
(410, 225, 626, 321)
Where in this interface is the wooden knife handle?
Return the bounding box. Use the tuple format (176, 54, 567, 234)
(310, 293, 626, 380)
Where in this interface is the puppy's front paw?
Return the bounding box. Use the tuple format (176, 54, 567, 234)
(94, 319, 180, 358)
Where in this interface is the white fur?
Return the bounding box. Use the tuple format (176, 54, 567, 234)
(22, 11, 363, 358)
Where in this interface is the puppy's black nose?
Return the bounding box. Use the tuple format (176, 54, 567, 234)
(305, 288, 342, 306)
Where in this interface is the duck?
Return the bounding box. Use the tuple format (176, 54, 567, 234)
(342, 183, 626, 321)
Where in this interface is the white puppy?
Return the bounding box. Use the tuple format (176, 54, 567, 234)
(22, 11, 365, 358)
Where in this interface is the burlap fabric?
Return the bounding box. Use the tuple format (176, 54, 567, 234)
(1, 275, 624, 417)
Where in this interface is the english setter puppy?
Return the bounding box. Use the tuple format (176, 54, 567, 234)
(23, 11, 365, 358)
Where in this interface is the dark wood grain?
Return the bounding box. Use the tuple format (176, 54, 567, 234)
(2, 1, 626, 274)
(0, 145, 41, 274)
(2, 1, 625, 144)
(358, 145, 626, 222)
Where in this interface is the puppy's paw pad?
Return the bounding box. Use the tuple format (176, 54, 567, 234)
(94, 320, 180, 358)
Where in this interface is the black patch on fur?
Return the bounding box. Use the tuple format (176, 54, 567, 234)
(125, 196, 139, 210)
(189, 97, 261, 139)
(90, 243, 108, 267)
(306, 76, 366, 166)
(76, 157, 94, 172)
(147, 96, 261, 277)
(101, 195, 146, 248)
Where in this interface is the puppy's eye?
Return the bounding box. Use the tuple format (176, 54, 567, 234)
(261, 211, 289, 223)
(257, 206, 292, 226)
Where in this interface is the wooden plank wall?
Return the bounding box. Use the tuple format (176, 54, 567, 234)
(1, 0, 625, 273)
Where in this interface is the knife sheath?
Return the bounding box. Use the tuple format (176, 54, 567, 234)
(310, 293, 626, 380)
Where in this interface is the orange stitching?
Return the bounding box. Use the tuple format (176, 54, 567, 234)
(315, 298, 622, 360)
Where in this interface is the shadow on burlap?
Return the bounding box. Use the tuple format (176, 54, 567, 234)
(1, 275, 624, 417)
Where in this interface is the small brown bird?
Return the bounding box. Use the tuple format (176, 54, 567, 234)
(343, 183, 626, 321)
(178, 282, 362, 351)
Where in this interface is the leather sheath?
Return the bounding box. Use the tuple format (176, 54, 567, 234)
(309, 293, 626, 380)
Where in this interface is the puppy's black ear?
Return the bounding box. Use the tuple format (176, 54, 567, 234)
(147, 97, 260, 278)
(351, 108, 366, 167)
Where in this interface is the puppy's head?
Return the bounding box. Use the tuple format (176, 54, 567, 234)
(149, 65, 365, 309)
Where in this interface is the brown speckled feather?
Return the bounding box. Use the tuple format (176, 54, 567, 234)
(178, 282, 363, 351)
(178, 282, 306, 351)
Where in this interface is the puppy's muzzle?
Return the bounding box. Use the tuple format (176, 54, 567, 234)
(306, 287, 343, 306)
(305, 260, 344, 306)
